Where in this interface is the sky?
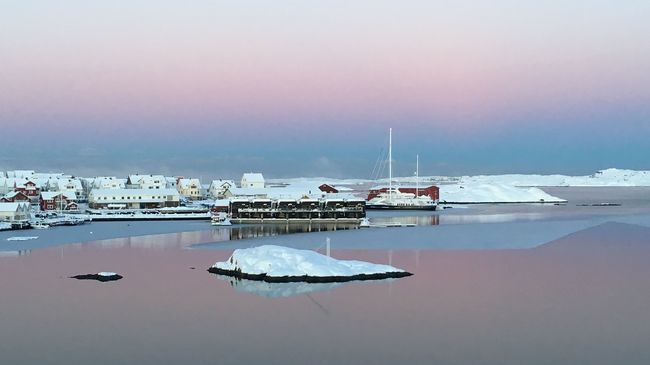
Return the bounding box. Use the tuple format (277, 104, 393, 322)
(1, 0, 649, 179)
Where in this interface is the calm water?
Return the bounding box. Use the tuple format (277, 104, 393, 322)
(2, 188, 650, 364)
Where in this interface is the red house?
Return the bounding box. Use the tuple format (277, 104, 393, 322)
(318, 184, 339, 194)
(14, 179, 39, 198)
(367, 185, 440, 201)
(40, 192, 78, 211)
(0, 191, 30, 203)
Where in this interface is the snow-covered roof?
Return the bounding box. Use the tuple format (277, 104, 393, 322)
(91, 176, 126, 188)
(241, 173, 265, 182)
(0, 202, 30, 212)
(41, 191, 77, 201)
(178, 178, 201, 189)
(90, 188, 179, 197)
(5, 170, 35, 178)
(47, 178, 83, 191)
(3, 191, 22, 199)
(128, 174, 166, 185)
(209, 179, 234, 187)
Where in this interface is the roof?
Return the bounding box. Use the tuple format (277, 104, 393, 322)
(0, 202, 30, 212)
(178, 178, 201, 189)
(241, 173, 265, 182)
(128, 174, 166, 185)
(90, 188, 180, 197)
(209, 179, 235, 187)
(41, 191, 77, 200)
(3, 191, 23, 199)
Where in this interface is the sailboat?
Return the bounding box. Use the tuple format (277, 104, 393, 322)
(366, 128, 438, 210)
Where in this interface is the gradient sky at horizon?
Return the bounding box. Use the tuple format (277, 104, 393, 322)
(1, 1, 649, 179)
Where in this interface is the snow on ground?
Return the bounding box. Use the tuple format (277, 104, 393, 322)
(213, 245, 405, 277)
(270, 169, 650, 203)
(440, 184, 566, 204)
(417, 169, 650, 187)
(98, 272, 118, 277)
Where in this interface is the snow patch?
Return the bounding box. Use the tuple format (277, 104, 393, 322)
(440, 184, 566, 204)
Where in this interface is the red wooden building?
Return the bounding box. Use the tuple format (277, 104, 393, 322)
(367, 185, 440, 201)
(318, 184, 339, 194)
(14, 180, 39, 198)
(0, 191, 30, 203)
(40, 192, 78, 211)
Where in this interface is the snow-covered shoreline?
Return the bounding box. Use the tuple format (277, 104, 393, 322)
(270, 169, 649, 204)
(210, 245, 412, 283)
(271, 169, 650, 188)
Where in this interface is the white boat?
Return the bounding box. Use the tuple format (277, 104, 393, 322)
(367, 128, 438, 210)
(32, 223, 50, 229)
(211, 212, 232, 226)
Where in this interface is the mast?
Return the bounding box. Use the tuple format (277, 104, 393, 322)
(416, 154, 419, 198)
(388, 128, 392, 199)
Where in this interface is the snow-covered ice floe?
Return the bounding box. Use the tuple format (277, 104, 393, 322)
(70, 272, 123, 282)
(6, 236, 39, 241)
(209, 245, 412, 283)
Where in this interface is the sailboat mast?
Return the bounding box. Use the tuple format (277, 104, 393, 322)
(388, 128, 392, 199)
(416, 154, 419, 198)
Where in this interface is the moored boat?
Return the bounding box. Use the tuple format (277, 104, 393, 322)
(366, 128, 439, 210)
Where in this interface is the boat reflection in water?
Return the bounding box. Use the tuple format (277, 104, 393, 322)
(367, 215, 440, 227)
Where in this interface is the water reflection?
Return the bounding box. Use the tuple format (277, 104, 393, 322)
(221, 223, 360, 241)
(215, 274, 399, 298)
(216, 275, 347, 298)
(0, 250, 30, 257)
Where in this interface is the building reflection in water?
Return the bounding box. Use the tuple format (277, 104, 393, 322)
(225, 223, 361, 241)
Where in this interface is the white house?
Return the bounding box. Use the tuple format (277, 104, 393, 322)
(127, 174, 167, 190)
(241, 173, 265, 189)
(45, 177, 85, 200)
(88, 188, 180, 209)
(0, 202, 31, 222)
(208, 179, 235, 198)
(5, 170, 35, 179)
(91, 177, 126, 190)
(177, 178, 202, 200)
(0, 178, 11, 195)
(165, 177, 178, 189)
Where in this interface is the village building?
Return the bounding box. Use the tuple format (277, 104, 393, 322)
(208, 179, 235, 199)
(88, 188, 180, 209)
(40, 192, 78, 211)
(240, 173, 265, 189)
(126, 174, 167, 190)
(0, 191, 30, 203)
(13, 178, 40, 200)
(5, 170, 35, 179)
(177, 178, 202, 200)
(91, 176, 126, 190)
(0, 178, 12, 195)
(165, 177, 178, 189)
(0, 202, 31, 222)
(45, 177, 85, 201)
